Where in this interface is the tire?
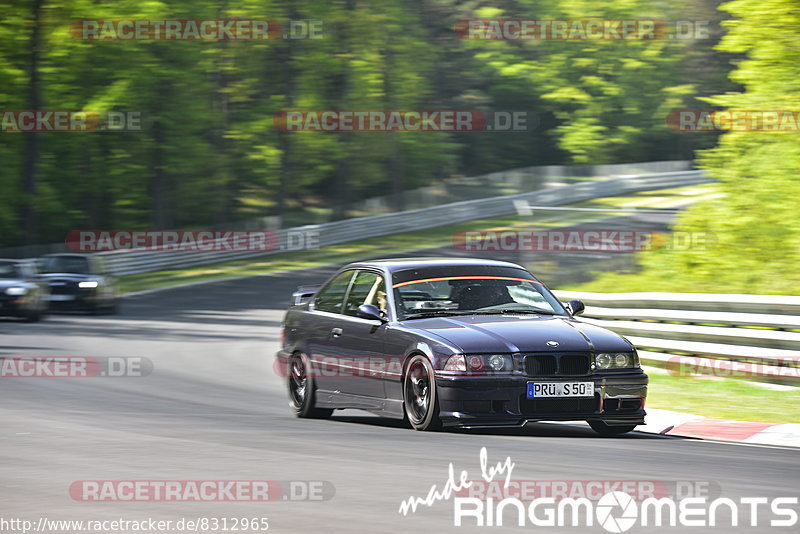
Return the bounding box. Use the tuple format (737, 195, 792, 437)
(288, 352, 332, 419)
(22, 297, 44, 322)
(403, 354, 441, 431)
(589, 421, 637, 437)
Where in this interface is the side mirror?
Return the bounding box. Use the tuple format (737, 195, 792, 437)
(566, 299, 585, 316)
(291, 286, 318, 306)
(357, 304, 386, 322)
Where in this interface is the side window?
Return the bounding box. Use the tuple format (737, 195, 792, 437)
(344, 271, 386, 317)
(314, 270, 355, 314)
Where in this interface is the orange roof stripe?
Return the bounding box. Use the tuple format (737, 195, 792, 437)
(392, 275, 542, 288)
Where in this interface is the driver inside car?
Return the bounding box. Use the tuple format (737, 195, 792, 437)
(455, 283, 514, 310)
(364, 279, 388, 314)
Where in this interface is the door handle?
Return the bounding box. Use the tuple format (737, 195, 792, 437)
(331, 327, 343, 338)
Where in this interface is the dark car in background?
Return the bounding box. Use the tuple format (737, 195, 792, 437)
(277, 258, 648, 436)
(0, 259, 48, 322)
(39, 254, 119, 314)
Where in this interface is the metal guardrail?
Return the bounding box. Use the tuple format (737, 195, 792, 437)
(99, 170, 712, 276)
(552, 290, 800, 377)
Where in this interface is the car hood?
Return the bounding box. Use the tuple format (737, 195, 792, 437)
(400, 315, 633, 353)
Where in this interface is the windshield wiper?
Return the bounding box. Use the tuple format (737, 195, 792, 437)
(403, 310, 472, 320)
(482, 309, 557, 316)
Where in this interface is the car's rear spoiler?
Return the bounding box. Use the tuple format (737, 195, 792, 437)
(291, 285, 319, 306)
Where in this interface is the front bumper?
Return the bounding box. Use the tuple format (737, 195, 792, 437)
(0, 297, 32, 317)
(436, 372, 647, 428)
(45, 291, 96, 310)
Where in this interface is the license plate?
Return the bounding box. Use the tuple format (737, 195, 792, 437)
(47, 295, 75, 301)
(527, 382, 594, 398)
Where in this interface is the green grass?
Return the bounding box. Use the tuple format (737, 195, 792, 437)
(646, 372, 800, 423)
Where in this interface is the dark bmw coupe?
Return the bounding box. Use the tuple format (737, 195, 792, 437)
(277, 258, 647, 436)
(39, 253, 119, 314)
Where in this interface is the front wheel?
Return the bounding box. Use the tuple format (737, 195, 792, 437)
(288, 352, 332, 419)
(23, 308, 42, 322)
(403, 355, 441, 431)
(589, 421, 637, 437)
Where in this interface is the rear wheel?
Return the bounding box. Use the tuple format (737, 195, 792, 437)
(589, 421, 637, 437)
(288, 352, 332, 419)
(403, 355, 441, 431)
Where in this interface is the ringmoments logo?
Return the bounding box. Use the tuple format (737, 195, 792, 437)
(398, 448, 799, 530)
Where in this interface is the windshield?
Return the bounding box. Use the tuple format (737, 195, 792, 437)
(0, 261, 22, 279)
(42, 256, 90, 274)
(392, 267, 566, 320)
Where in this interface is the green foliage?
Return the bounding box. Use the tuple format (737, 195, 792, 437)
(580, 0, 800, 294)
(0, 0, 731, 246)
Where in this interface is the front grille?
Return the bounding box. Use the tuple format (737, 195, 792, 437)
(49, 281, 77, 295)
(520, 395, 598, 414)
(524, 353, 591, 377)
(524, 354, 557, 375)
(560, 354, 591, 375)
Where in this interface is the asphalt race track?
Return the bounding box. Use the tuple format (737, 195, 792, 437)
(2, 229, 798, 533)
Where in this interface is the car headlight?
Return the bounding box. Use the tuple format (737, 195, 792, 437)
(78, 281, 99, 288)
(487, 354, 512, 372)
(595, 353, 615, 369)
(470, 354, 512, 373)
(467, 356, 485, 372)
(595, 352, 637, 369)
(444, 354, 467, 372)
(443, 354, 514, 374)
(5, 287, 27, 296)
